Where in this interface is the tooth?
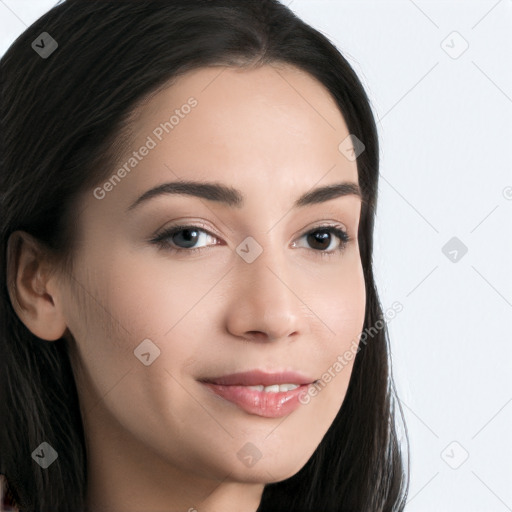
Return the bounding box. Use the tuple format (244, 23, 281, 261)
(246, 383, 301, 392)
(247, 385, 264, 391)
(279, 383, 299, 392)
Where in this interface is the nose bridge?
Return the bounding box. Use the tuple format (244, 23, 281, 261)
(226, 236, 306, 341)
(237, 234, 290, 296)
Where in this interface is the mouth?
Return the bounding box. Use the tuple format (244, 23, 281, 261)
(198, 369, 318, 418)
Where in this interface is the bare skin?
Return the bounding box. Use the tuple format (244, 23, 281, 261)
(9, 63, 366, 512)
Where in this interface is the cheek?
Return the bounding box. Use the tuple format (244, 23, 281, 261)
(65, 250, 221, 414)
(305, 254, 366, 403)
(313, 251, 367, 345)
(100, 249, 226, 339)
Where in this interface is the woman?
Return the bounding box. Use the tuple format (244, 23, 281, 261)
(0, 1, 409, 510)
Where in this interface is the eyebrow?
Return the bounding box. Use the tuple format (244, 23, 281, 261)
(127, 179, 362, 212)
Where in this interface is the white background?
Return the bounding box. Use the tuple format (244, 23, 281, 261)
(1, 1, 511, 510)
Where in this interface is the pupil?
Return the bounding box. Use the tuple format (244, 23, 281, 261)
(308, 231, 330, 250)
(175, 228, 199, 248)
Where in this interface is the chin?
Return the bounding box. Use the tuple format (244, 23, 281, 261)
(224, 454, 310, 485)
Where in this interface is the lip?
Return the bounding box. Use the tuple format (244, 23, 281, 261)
(199, 369, 316, 387)
(199, 370, 317, 418)
(201, 382, 312, 418)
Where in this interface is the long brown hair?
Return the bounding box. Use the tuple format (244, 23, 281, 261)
(0, 1, 409, 510)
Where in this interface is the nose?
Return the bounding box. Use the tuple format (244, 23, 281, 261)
(224, 245, 310, 343)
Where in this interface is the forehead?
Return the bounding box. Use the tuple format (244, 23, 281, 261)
(136, 64, 349, 164)
(84, 63, 361, 223)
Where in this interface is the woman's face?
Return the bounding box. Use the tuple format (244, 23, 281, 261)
(58, 64, 366, 508)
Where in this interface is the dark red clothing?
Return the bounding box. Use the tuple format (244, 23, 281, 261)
(0, 475, 20, 512)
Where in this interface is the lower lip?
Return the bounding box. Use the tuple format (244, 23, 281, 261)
(200, 382, 311, 418)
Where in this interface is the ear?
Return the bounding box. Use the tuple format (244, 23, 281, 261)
(6, 231, 68, 341)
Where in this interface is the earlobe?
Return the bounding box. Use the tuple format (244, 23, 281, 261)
(6, 230, 68, 341)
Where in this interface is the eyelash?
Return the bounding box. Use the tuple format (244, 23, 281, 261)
(149, 223, 351, 259)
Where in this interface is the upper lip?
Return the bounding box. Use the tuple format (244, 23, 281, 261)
(199, 370, 316, 387)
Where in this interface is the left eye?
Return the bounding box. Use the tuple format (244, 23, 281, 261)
(150, 224, 350, 255)
(294, 226, 350, 253)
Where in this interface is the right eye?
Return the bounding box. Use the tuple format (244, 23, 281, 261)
(149, 224, 221, 254)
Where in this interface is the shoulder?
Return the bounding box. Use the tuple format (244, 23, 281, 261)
(0, 474, 20, 512)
